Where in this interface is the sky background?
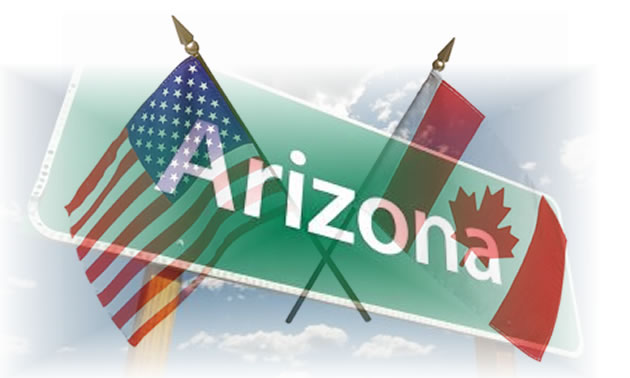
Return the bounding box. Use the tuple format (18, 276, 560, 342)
(1, 1, 626, 377)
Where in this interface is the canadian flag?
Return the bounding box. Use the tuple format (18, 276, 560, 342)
(374, 64, 567, 361)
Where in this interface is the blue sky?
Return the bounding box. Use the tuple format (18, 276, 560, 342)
(1, 63, 595, 377)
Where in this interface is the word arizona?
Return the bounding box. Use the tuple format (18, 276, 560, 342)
(156, 123, 503, 285)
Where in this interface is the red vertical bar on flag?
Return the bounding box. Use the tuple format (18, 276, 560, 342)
(490, 196, 567, 361)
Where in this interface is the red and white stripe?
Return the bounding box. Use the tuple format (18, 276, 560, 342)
(66, 129, 259, 345)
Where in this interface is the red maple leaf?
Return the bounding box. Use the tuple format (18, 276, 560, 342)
(449, 187, 519, 267)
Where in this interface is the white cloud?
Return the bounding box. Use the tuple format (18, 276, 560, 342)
(7, 276, 37, 289)
(520, 161, 537, 171)
(196, 277, 251, 292)
(177, 331, 216, 351)
(393, 124, 413, 140)
(231, 283, 250, 291)
(353, 335, 434, 359)
(198, 277, 226, 291)
(311, 81, 367, 119)
(561, 135, 594, 179)
(2, 335, 30, 355)
(370, 81, 417, 123)
(539, 175, 552, 186)
(57, 346, 76, 353)
(385, 120, 399, 134)
(240, 66, 375, 121)
(218, 324, 347, 363)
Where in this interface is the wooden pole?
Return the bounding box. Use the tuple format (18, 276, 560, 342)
(475, 337, 516, 378)
(126, 265, 181, 377)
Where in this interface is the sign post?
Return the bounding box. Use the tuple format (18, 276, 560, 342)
(126, 266, 180, 377)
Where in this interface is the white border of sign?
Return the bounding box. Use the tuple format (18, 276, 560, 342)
(27, 66, 583, 358)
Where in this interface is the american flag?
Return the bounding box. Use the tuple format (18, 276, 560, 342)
(65, 56, 263, 345)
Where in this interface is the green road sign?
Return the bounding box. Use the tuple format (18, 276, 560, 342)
(29, 66, 582, 357)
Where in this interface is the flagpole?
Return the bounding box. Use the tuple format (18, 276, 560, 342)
(170, 16, 371, 322)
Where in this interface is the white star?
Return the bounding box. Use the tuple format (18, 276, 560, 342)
(206, 125, 215, 133)
(206, 138, 213, 146)
(210, 100, 219, 108)
(183, 147, 190, 156)
(172, 104, 181, 112)
(193, 136, 201, 144)
(196, 109, 204, 117)
(200, 82, 208, 90)
(159, 101, 167, 110)
(141, 113, 148, 121)
(233, 134, 241, 142)
(174, 76, 183, 84)
(170, 159, 179, 168)
(209, 112, 217, 120)
(173, 89, 182, 98)
(197, 95, 206, 104)
(162, 88, 169, 96)
(184, 135, 191, 142)
(158, 115, 167, 124)
(183, 161, 190, 169)
(188, 64, 198, 73)
(184, 106, 192, 115)
(186, 92, 193, 101)
(194, 122, 202, 130)
(222, 117, 230, 125)
(170, 173, 179, 182)
(149, 100, 156, 108)
(187, 78, 195, 87)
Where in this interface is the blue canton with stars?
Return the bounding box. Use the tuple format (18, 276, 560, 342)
(125, 57, 253, 201)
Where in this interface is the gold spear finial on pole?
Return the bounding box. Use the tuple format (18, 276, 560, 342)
(432, 37, 455, 72)
(172, 15, 199, 57)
